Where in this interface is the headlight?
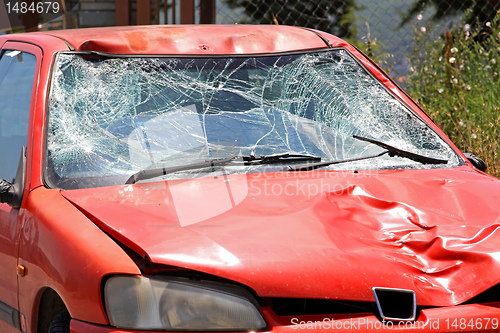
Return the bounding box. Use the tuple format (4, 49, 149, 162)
(104, 275, 267, 331)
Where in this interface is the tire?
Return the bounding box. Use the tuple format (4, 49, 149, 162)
(48, 311, 71, 333)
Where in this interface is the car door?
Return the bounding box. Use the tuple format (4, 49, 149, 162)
(0, 42, 40, 332)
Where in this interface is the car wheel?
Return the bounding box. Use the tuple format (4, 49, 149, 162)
(48, 311, 70, 333)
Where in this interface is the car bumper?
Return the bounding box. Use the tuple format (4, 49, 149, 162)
(70, 303, 500, 333)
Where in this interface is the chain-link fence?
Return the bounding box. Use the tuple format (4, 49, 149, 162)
(213, 0, 500, 80)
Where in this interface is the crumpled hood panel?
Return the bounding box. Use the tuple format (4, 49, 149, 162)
(61, 167, 500, 306)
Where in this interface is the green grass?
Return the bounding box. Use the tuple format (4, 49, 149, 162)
(406, 18, 500, 177)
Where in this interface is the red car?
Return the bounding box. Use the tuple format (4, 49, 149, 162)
(0, 25, 499, 333)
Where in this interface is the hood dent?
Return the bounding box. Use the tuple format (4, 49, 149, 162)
(61, 169, 500, 306)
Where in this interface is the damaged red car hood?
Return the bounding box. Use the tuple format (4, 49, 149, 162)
(62, 167, 500, 306)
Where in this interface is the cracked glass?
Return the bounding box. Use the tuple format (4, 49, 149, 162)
(45, 50, 460, 189)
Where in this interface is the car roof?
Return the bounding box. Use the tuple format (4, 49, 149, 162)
(24, 25, 346, 55)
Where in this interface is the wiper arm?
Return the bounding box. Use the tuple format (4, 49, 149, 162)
(353, 135, 448, 165)
(126, 156, 237, 184)
(126, 153, 321, 184)
(282, 151, 388, 172)
(283, 136, 448, 172)
(242, 152, 321, 164)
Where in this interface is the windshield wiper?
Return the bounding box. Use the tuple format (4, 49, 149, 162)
(283, 136, 448, 172)
(242, 152, 321, 164)
(282, 151, 389, 172)
(352, 135, 448, 165)
(125, 153, 321, 184)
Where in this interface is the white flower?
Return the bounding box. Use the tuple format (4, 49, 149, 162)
(466, 85, 471, 90)
(451, 47, 458, 54)
(438, 88, 444, 93)
(471, 133, 477, 139)
(486, 22, 491, 27)
(417, 14, 423, 21)
(449, 57, 456, 64)
(492, 58, 497, 64)
(438, 56, 443, 62)
(424, 66, 428, 72)
(459, 121, 464, 127)
(452, 78, 458, 84)
(464, 24, 471, 32)
(420, 27, 426, 33)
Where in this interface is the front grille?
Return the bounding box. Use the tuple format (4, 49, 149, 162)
(270, 297, 375, 316)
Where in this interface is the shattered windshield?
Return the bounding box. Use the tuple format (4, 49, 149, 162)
(45, 50, 460, 189)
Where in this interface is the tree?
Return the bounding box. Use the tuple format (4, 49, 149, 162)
(401, 0, 500, 27)
(224, 0, 358, 39)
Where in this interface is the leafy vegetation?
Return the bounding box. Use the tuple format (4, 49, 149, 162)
(406, 15, 500, 177)
(401, 0, 500, 28)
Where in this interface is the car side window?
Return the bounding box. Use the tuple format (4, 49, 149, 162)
(0, 50, 36, 182)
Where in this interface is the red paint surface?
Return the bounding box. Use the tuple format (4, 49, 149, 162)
(62, 167, 500, 307)
(42, 25, 333, 54)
